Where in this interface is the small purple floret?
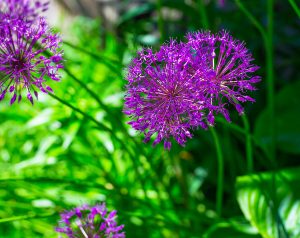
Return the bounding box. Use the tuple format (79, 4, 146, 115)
(55, 203, 125, 238)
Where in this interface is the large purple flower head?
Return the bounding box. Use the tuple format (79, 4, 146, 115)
(0, 16, 63, 105)
(124, 40, 210, 150)
(186, 30, 260, 123)
(56, 203, 125, 238)
(0, 0, 49, 22)
(124, 30, 260, 149)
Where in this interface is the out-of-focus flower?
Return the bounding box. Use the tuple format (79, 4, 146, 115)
(0, 0, 49, 22)
(204, 0, 225, 8)
(124, 40, 211, 150)
(186, 30, 260, 123)
(0, 16, 63, 105)
(56, 203, 125, 238)
(217, 0, 225, 7)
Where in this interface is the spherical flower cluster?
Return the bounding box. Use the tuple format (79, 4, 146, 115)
(56, 203, 125, 238)
(0, 1, 63, 105)
(124, 30, 260, 149)
(0, 16, 63, 104)
(0, 0, 49, 22)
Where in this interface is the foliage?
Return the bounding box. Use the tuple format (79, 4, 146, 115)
(0, 0, 300, 237)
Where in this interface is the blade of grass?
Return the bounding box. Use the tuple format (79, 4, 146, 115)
(197, 0, 209, 29)
(288, 0, 300, 17)
(235, 0, 266, 39)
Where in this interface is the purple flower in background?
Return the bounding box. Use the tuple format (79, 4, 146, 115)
(124, 41, 209, 149)
(0, 16, 63, 105)
(217, 0, 225, 7)
(186, 30, 260, 123)
(0, 0, 49, 22)
(56, 203, 125, 238)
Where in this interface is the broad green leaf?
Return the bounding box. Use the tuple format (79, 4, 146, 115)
(254, 80, 300, 154)
(236, 167, 300, 238)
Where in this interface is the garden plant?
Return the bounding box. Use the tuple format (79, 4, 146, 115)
(0, 0, 300, 237)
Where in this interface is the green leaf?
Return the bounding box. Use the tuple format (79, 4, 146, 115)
(236, 167, 300, 238)
(254, 80, 300, 154)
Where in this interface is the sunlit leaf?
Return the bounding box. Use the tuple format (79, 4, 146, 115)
(236, 167, 300, 238)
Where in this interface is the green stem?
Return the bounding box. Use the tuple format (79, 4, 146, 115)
(267, 0, 275, 162)
(210, 127, 224, 217)
(215, 117, 247, 135)
(241, 114, 253, 173)
(62, 42, 122, 79)
(235, 0, 275, 162)
(197, 0, 209, 29)
(266, 2, 280, 236)
(156, 0, 164, 43)
(63, 41, 122, 66)
(288, 0, 300, 17)
(235, 0, 266, 39)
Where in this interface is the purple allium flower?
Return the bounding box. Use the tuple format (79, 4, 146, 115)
(0, 16, 63, 105)
(124, 40, 210, 150)
(124, 30, 260, 149)
(56, 203, 125, 238)
(186, 30, 260, 123)
(0, 0, 49, 22)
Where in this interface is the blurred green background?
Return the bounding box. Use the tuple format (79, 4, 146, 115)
(1, 0, 300, 237)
